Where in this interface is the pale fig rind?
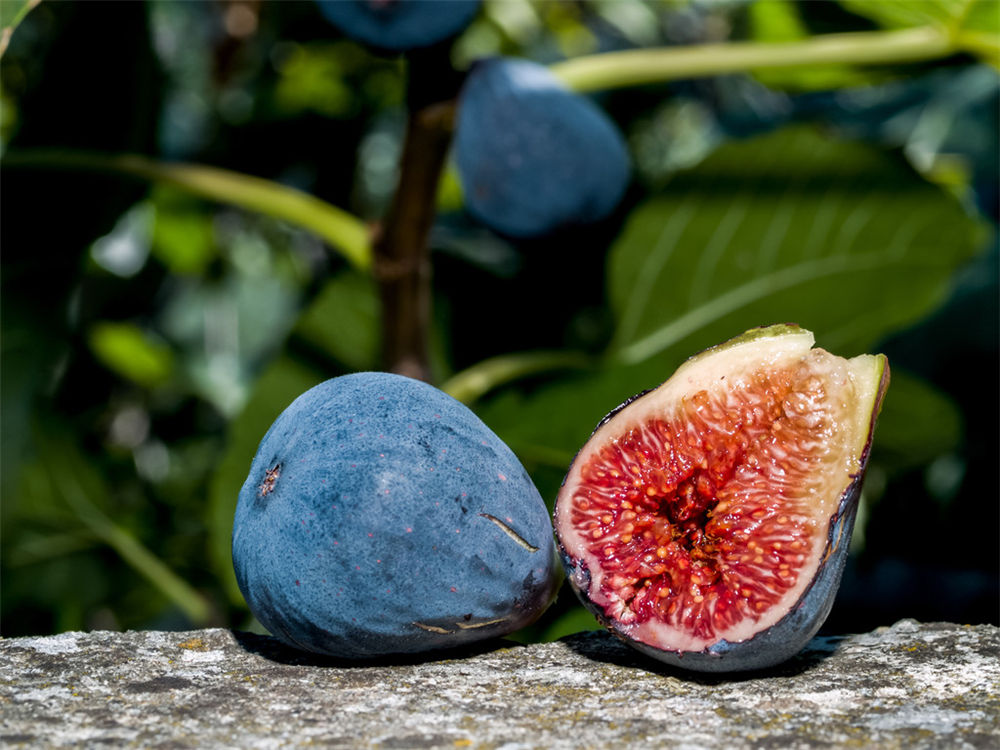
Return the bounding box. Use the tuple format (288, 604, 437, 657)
(555, 325, 889, 672)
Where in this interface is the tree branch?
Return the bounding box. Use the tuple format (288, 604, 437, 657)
(373, 54, 459, 382)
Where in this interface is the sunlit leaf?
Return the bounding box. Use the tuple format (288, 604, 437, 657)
(151, 189, 216, 275)
(475, 126, 985, 482)
(955, 1, 1000, 68)
(608, 126, 985, 366)
(0, 0, 40, 58)
(274, 42, 358, 118)
(89, 321, 174, 388)
(537, 606, 603, 643)
(841, 0, 975, 30)
(960, 0, 1000, 33)
(435, 164, 465, 212)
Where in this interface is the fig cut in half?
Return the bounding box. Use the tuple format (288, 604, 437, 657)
(554, 325, 889, 672)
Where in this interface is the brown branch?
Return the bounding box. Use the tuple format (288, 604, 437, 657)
(373, 97, 455, 382)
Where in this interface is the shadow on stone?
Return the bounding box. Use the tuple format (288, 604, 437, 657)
(557, 629, 843, 684)
(231, 629, 523, 668)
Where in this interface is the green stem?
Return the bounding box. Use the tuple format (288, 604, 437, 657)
(52, 470, 214, 626)
(2, 149, 372, 270)
(441, 350, 594, 405)
(551, 26, 956, 92)
(6, 530, 99, 567)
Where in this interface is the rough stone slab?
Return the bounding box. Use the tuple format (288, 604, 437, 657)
(1, 620, 997, 748)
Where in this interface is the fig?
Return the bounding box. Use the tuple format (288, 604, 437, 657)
(232, 372, 559, 659)
(454, 57, 631, 238)
(554, 325, 889, 672)
(316, 0, 481, 53)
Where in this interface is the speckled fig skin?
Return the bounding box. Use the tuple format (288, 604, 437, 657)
(555, 326, 890, 673)
(232, 372, 558, 659)
(316, 0, 481, 53)
(455, 57, 630, 238)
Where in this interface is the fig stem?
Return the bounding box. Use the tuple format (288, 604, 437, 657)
(1, 149, 372, 270)
(441, 350, 595, 405)
(550, 26, 956, 93)
(373, 50, 460, 382)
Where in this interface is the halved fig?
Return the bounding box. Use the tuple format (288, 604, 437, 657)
(554, 325, 889, 672)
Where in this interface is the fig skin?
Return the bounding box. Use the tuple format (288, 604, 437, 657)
(316, 0, 481, 53)
(555, 325, 889, 673)
(454, 57, 631, 238)
(232, 372, 559, 659)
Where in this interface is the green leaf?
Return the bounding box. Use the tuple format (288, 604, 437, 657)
(208, 354, 324, 605)
(841, 0, 974, 30)
(607, 126, 986, 367)
(537, 606, 604, 642)
(273, 42, 358, 118)
(0, 0, 39, 58)
(475, 126, 986, 486)
(871, 368, 963, 473)
(955, 1, 1000, 67)
(89, 321, 174, 387)
(151, 189, 217, 275)
(294, 271, 380, 371)
(960, 0, 1000, 33)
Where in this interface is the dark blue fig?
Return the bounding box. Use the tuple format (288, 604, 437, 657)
(454, 57, 630, 238)
(232, 372, 558, 659)
(554, 325, 889, 672)
(316, 0, 481, 52)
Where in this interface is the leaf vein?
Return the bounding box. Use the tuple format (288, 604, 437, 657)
(614, 252, 942, 365)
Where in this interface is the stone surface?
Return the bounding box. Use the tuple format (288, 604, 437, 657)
(1, 620, 997, 748)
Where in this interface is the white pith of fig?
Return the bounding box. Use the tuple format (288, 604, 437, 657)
(554, 324, 889, 672)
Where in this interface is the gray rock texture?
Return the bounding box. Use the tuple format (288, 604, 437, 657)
(1, 619, 997, 748)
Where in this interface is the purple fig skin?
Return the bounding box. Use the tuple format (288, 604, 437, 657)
(555, 335, 889, 673)
(232, 372, 560, 659)
(316, 0, 481, 53)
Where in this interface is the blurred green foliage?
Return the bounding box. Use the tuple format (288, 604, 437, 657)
(1, 0, 996, 639)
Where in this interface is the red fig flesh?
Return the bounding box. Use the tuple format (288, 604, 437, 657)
(554, 325, 888, 671)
